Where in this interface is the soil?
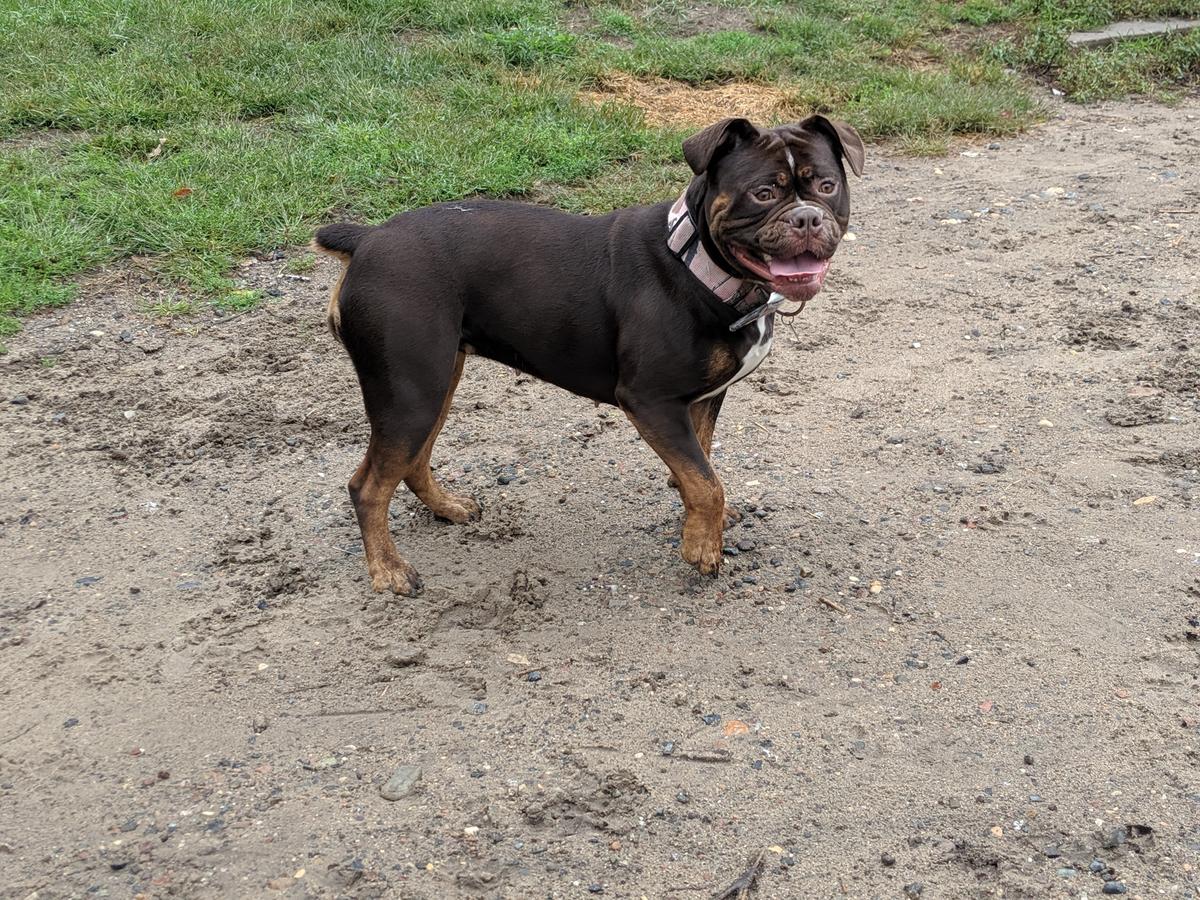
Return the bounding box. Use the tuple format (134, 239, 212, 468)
(2, 97, 1199, 899)
(580, 73, 799, 129)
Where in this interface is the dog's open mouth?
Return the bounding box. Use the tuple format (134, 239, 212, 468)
(731, 246, 831, 302)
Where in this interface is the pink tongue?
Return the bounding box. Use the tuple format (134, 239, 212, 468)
(768, 254, 826, 277)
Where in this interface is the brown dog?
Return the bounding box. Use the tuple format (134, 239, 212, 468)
(315, 116, 863, 595)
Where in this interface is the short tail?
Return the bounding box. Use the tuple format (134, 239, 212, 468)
(314, 222, 370, 255)
(312, 222, 371, 343)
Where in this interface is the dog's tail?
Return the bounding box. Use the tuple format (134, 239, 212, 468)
(311, 223, 371, 343)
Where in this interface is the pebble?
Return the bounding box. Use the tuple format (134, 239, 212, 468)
(527, 671, 542, 682)
(675, 790, 690, 804)
(1102, 882, 1127, 895)
(1089, 858, 1106, 873)
(588, 885, 604, 894)
(904, 883, 923, 898)
(380, 764, 422, 801)
(660, 741, 675, 756)
(880, 851, 896, 867)
(736, 539, 755, 552)
(384, 644, 426, 667)
(1057, 867, 1076, 878)
(701, 713, 720, 726)
(10, 395, 29, 405)
(63, 718, 79, 728)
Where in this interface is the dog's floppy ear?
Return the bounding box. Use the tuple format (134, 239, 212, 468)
(683, 117, 761, 176)
(800, 115, 865, 177)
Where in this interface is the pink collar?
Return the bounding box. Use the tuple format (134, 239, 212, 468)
(667, 191, 769, 318)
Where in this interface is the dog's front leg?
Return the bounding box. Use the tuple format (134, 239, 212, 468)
(618, 394, 725, 576)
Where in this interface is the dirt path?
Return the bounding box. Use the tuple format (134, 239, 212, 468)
(2, 97, 1198, 899)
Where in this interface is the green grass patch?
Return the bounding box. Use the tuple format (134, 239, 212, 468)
(1, 0, 1198, 330)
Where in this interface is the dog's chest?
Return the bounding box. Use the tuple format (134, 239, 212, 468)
(697, 315, 775, 401)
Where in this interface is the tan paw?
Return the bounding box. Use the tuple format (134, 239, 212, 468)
(369, 558, 424, 596)
(430, 492, 482, 524)
(681, 527, 722, 576)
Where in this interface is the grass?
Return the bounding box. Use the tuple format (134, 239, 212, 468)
(1, 0, 1198, 334)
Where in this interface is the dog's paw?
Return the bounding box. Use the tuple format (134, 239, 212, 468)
(681, 527, 722, 577)
(369, 559, 424, 596)
(430, 491, 482, 524)
(722, 505, 743, 530)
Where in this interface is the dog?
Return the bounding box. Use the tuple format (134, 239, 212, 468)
(314, 115, 864, 595)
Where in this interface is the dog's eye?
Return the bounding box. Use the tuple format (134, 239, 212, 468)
(817, 179, 838, 195)
(753, 186, 776, 202)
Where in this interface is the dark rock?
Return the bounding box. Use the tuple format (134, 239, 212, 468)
(675, 790, 690, 804)
(881, 851, 896, 867)
(736, 539, 755, 552)
(526, 671, 541, 682)
(1102, 882, 1127, 895)
(904, 883, 923, 898)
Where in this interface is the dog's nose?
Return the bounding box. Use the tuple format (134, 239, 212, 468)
(787, 205, 824, 233)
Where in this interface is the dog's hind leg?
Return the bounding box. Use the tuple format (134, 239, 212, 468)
(402, 350, 481, 524)
(347, 342, 475, 596)
(348, 436, 425, 596)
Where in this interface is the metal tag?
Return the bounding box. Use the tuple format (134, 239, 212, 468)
(729, 292, 787, 332)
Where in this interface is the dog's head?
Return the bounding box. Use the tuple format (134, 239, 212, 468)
(683, 116, 864, 304)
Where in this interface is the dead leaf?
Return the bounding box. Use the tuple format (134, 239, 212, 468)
(1132, 495, 1157, 506)
(978, 699, 994, 713)
(869, 579, 882, 594)
(931, 681, 942, 691)
(722, 719, 750, 737)
(1114, 687, 1130, 699)
(505, 653, 530, 666)
(172, 186, 193, 199)
(147, 136, 167, 160)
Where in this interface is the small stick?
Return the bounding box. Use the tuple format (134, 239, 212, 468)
(818, 596, 847, 613)
(673, 748, 732, 763)
(712, 849, 767, 899)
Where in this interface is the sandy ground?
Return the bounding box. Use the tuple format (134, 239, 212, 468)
(2, 97, 1199, 900)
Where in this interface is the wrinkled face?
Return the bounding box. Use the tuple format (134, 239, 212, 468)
(689, 118, 862, 303)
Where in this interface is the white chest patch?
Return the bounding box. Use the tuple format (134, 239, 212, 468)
(697, 313, 775, 402)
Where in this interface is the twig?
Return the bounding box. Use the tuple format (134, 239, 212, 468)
(1158, 208, 1198, 214)
(712, 849, 767, 899)
(818, 596, 847, 613)
(673, 748, 732, 763)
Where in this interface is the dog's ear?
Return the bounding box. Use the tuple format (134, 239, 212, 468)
(683, 117, 761, 176)
(800, 115, 865, 177)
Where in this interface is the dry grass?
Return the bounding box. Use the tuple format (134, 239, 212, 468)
(579, 71, 800, 129)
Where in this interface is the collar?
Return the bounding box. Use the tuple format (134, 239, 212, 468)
(667, 191, 774, 330)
